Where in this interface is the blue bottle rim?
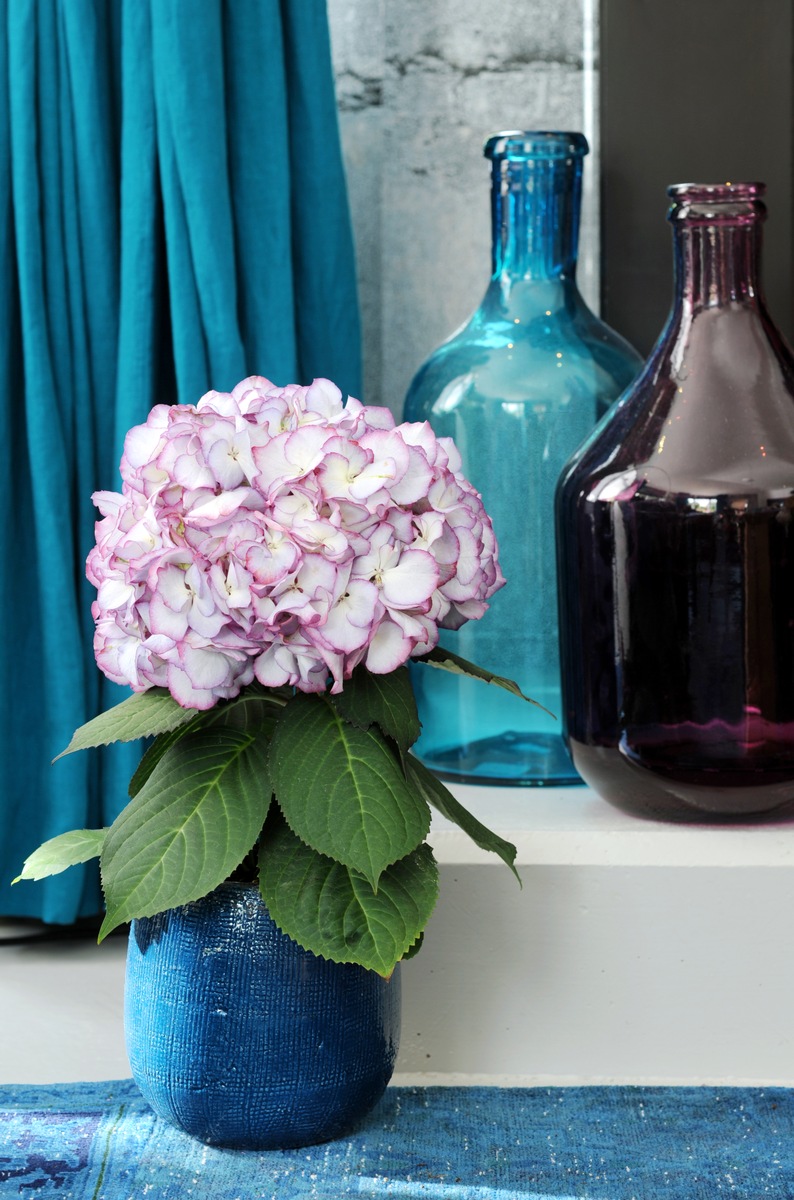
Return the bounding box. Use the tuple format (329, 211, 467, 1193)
(484, 131, 589, 160)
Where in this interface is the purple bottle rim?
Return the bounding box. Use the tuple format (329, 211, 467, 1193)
(667, 181, 767, 225)
(667, 181, 766, 203)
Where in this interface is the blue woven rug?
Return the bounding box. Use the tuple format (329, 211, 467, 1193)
(0, 1080, 792, 1198)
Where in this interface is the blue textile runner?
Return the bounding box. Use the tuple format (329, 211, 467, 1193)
(0, 1081, 792, 1198)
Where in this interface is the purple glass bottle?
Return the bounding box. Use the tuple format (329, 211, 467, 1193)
(556, 182, 794, 819)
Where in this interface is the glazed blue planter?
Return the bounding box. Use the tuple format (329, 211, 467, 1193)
(125, 883, 401, 1150)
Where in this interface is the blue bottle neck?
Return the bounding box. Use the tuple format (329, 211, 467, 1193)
(489, 154, 584, 286)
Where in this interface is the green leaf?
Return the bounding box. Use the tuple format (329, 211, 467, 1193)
(404, 753, 521, 883)
(204, 691, 287, 733)
(269, 693, 430, 888)
(99, 726, 272, 939)
(55, 689, 197, 761)
(127, 692, 282, 799)
(13, 828, 109, 883)
(258, 815, 439, 976)
(415, 645, 553, 715)
(400, 931, 424, 961)
(128, 716, 204, 799)
(330, 665, 421, 751)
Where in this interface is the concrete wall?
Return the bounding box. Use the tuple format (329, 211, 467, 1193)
(327, 0, 599, 413)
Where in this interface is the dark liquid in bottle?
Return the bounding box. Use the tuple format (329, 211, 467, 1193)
(562, 485, 794, 819)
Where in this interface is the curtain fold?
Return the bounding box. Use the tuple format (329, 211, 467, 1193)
(0, 0, 361, 922)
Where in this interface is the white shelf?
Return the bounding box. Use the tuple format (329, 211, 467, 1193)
(3, 785, 794, 1088)
(429, 783, 794, 868)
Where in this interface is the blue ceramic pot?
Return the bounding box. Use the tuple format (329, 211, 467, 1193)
(125, 883, 401, 1149)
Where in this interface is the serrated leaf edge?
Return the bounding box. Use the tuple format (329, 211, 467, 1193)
(54, 689, 197, 762)
(414, 647, 554, 717)
(404, 753, 521, 885)
(98, 727, 264, 940)
(13, 828, 109, 883)
(269, 696, 430, 890)
(259, 828, 438, 976)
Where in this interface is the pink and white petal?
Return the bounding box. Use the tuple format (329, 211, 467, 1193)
(441, 598, 488, 629)
(97, 578, 137, 613)
(173, 452, 215, 491)
(216, 560, 252, 609)
(186, 604, 228, 640)
(314, 452, 355, 498)
(397, 420, 440, 460)
(252, 434, 296, 493)
(292, 519, 351, 561)
(348, 458, 398, 501)
(91, 490, 126, 519)
(156, 565, 192, 612)
(408, 616, 439, 656)
(387, 607, 430, 640)
(387, 446, 434, 506)
(341, 578, 381, 628)
(364, 619, 413, 674)
(451, 526, 481, 587)
(359, 428, 410, 475)
(295, 651, 333, 693)
(284, 424, 335, 473)
(316, 444, 372, 500)
(381, 549, 440, 608)
(441, 570, 484, 603)
(304, 377, 344, 418)
(245, 540, 300, 587)
(294, 553, 339, 597)
(358, 404, 395, 431)
(207, 438, 246, 489)
(188, 487, 263, 525)
(166, 663, 218, 710)
(122, 408, 170, 469)
(437, 436, 462, 474)
(379, 507, 414, 545)
(229, 376, 278, 412)
(196, 389, 236, 416)
(179, 643, 233, 691)
(315, 583, 380, 654)
(149, 593, 190, 640)
(254, 644, 294, 688)
(143, 633, 179, 660)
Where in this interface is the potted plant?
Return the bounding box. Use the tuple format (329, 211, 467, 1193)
(16, 375, 530, 1149)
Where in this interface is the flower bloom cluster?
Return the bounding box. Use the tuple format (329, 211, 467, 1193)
(87, 377, 504, 708)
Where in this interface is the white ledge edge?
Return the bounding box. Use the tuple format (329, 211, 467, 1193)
(427, 784, 794, 868)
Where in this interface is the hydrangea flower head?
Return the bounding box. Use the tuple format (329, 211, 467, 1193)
(88, 377, 505, 708)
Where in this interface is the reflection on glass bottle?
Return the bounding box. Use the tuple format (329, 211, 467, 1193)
(404, 131, 642, 785)
(556, 182, 794, 819)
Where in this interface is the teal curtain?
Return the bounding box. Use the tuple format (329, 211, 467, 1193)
(0, 0, 361, 923)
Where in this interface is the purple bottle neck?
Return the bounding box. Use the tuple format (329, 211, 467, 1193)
(668, 182, 766, 313)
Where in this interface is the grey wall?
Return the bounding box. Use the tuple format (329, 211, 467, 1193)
(327, 0, 596, 412)
(600, 0, 794, 356)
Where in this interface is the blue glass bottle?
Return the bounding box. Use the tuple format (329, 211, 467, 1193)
(404, 131, 642, 785)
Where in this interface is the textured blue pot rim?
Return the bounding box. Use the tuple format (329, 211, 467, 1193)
(129, 882, 393, 977)
(130, 880, 278, 955)
(133, 879, 265, 917)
